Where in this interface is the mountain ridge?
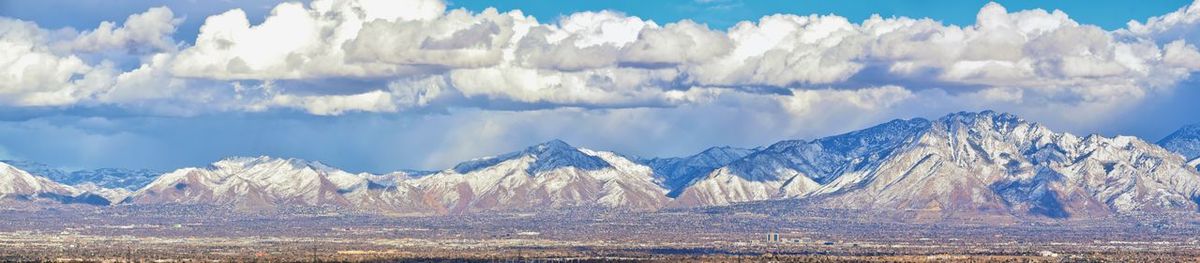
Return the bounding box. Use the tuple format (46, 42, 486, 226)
(1, 160, 162, 191)
(1159, 123, 1200, 170)
(2, 111, 1199, 220)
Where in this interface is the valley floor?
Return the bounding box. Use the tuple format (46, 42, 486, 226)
(2, 205, 1200, 262)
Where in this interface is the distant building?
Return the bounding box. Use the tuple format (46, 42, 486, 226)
(766, 233, 780, 242)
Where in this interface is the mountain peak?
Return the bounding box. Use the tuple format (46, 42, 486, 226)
(1164, 123, 1200, 139)
(1, 160, 161, 191)
(0, 161, 90, 203)
(1160, 123, 1200, 160)
(805, 117, 931, 156)
(932, 110, 1033, 136)
(212, 155, 316, 172)
(452, 140, 610, 174)
(699, 146, 745, 156)
(937, 110, 1022, 125)
(524, 139, 575, 155)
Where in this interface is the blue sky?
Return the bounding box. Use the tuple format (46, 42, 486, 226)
(0, 0, 1197, 173)
(455, 0, 1193, 30)
(2, 0, 1193, 46)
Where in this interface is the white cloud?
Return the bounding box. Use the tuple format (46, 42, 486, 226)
(0, 18, 114, 106)
(160, 0, 1200, 116)
(343, 8, 520, 68)
(1163, 40, 1200, 69)
(1126, 0, 1200, 44)
(513, 11, 649, 71)
(0, 0, 1197, 129)
(777, 86, 915, 117)
(100, 53, 187, 103)
(169, 0, 503, 80)
(619, 20, 733, 66)
(65, 6, 180, 53)
(263, 90, 398, 116)
(447, 66, 690, 107)
(686, 14, 865, 86)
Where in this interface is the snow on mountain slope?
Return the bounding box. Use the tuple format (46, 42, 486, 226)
(13, 111, 1199, 219)
(0, 159, 162, 190)
(0, 162, 77, 198)
(126, 166, 274, 208)
(815, 112, 1053, 216)
(671, 118, 931, 207)
(332, 169, 441, 215)
(1, 160, 66, 182)
(0, 162, 109, 206)
(125, 141, 667, 214)
(639, 146, 755, 197)
(817, 112, 1200, 217)
(59, 168, 161, 190)
(412, 140, 667, 213)
(579, 149, 671, 208)
(126, 156, 437, 213)
(74, 183, 133, 204)
(1160, 123, 1200, 160)
(452, 140, 609, 174)
(0, 160, 161, 190)
(674, 111, 1200, 218)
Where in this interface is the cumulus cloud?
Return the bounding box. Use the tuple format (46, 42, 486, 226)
(0, 18, 115, 106)
(65, 6, 180, 53)
(619, 20, 733, 66)
(1126, 0, 1200, 44)
(169, 0, 509, 80)
(6, 0, 1200, 173)
(343, 8, 519, 68)
(687, 14, 866, 86)
(1, 0, 1199, 125)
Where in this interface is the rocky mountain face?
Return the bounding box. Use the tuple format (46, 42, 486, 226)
(123, 141, 669, 214)
(0, 161, 162, 204)
(124, 156, 439, 214)
(0, 162, 110, 206)
(810, 112, 1200, 218)
(4, 111, 1200, 220)
(411, 140, 668, 213)
(669, 118, 931, 207)
(1, 160, 161, 191)
(638, 146, 755, 197)
(1159, 123, 1200, 171)
(678, 111, 1200, 218)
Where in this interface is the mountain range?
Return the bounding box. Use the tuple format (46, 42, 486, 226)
(1159, 123, 1200, 171)
(3, 111, 1200, 220)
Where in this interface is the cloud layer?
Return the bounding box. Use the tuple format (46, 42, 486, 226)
(1, 0, 1200, 170)
(3, 0, 1198, 116)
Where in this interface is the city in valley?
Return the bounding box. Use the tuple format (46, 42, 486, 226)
(4, 0, 1200, 261)
(2, 203, 1199, 262)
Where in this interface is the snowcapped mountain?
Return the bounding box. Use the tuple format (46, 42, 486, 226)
(1159, 123, 1200, 170)
(56, 168, 161, 190)
(127, 141, 670, 214)
(411, 140, 668, 213)
(126, 156, 438, 214)
(0, 162, 110, 206)
(73, 183, 133, 204)
(0, 160, 161, 190)
(820, 112, 1200, 218)
(676, 111, 1200, 218)
(638, 146, 755, 197)
(0, 160, 67, 181)
(0, 161, 160, 202)
(7, 110, 1200, 220)
(670, 118, 930, 207)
